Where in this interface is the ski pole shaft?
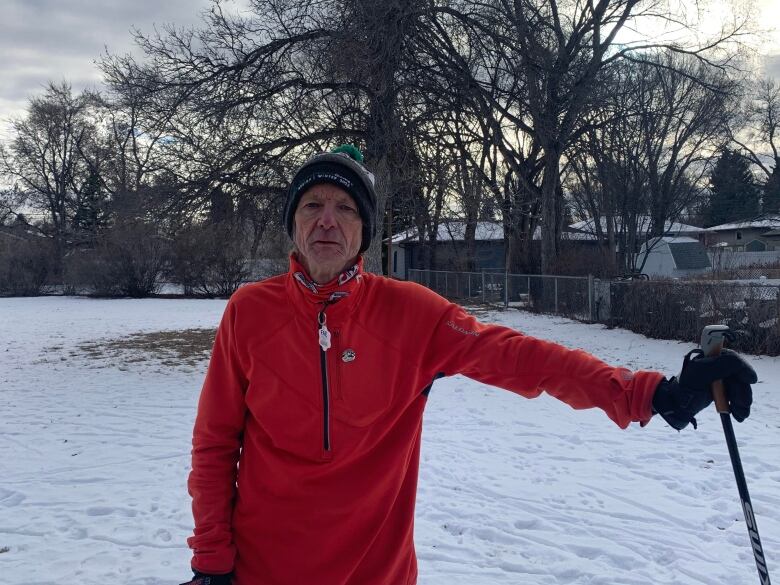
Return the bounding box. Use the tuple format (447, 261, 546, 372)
(716, 409, 771, 584)
(702, 326, 771, 585)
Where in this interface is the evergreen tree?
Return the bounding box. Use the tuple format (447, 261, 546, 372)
(763, 167, 780, 214)
(705, 149, 760, 227)
(72, 169, 108, 240)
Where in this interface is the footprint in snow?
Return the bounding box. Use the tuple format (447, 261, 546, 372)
(85, 506, 138, 517)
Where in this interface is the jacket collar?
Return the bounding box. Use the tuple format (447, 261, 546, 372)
(286, 253, 365, 321)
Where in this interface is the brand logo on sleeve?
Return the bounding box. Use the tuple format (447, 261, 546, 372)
(446, 321, 480, 337)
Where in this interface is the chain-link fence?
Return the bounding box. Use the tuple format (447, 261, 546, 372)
(407, 269, 780, 355)
(408, 269, 595, 321)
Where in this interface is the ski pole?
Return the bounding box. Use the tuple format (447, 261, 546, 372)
(701, 325, 771, 585)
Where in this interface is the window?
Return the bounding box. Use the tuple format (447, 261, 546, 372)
(393, 250, 398, 273)
(736, 231, 742, 240)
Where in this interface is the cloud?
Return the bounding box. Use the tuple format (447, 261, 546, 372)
(0, 0, 217, 123)
(763, 54, 780, 81)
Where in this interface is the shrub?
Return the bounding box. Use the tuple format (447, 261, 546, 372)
(65, 221, 168, 297)
(610, 279, 780, 355)
(0, 236, 54, 296)
(170, 223, 250, 298)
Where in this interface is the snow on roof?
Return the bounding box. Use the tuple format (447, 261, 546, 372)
(640, 236, 699, 249)
(390, 221, 598, 244)
(704, 215, 780, 232)
(656, 236, 700, 244)
(527, 226, 597, 241)
(569, 216, 704, 235)
(390, 221, 504, 243)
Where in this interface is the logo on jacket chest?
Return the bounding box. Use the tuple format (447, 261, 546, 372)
(341, 348, 356, 363)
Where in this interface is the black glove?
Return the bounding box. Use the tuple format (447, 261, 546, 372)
(180, 571, 233, 585)
(652, 348, 757, 430)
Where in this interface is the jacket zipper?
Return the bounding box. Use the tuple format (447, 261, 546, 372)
(317, 306, 332, 452)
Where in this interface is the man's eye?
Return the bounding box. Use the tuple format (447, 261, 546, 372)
(339, 205, 357, 213)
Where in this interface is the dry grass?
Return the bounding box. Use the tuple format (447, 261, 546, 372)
(61, 328, 217, 370)
(49, 303, 493, 369)
(53, 306, 495, 370)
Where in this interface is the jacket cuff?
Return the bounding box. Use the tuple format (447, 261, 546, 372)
(635, 370, 665, 426)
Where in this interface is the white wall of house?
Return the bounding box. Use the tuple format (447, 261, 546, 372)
(704, 228, 769, 248)
(640, 242, 677, 277)
(639, 239, 711, 278)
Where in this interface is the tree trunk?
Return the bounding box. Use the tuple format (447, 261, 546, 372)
(363, 154, 390, 274)
(540, 149, 562, 274)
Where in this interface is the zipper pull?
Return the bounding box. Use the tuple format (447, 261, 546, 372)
(318, 311, 332, 351)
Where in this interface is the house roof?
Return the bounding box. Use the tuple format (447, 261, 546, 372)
(640, 236, 711, 269)
(391, 221, 504, 244)
(390, 221, 597, 244)
(669, 241, 712, 270)
(569, 216, 704, 236)
(639, 236, 698, 250)
(654, 236, 700, 244)
(704, 214, 780, 232)
(0, 227, 43, 242)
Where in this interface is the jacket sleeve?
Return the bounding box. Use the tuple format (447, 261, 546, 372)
(187, 299, 248, 573)
(421, 299, 662, 428)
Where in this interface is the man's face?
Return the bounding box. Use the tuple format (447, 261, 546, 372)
(293, 183, 363, 282)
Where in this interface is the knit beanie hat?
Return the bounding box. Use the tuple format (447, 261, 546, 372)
(284, 145, 377, 253)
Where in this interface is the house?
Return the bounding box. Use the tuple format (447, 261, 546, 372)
(568, 216, 706, 247)
(388, 215, 712, 279)
(388, 221, 597, 279)
(637, 237, 712, 278)
(702, 214, 780, 252)
(389, 222, 505, 278)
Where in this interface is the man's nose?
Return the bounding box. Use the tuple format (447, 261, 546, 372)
(317, 204, 337, 228)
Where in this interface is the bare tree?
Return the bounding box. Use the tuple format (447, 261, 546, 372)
(730, 78, 780, 211)
(0, 82, 97, 275)
(81, 0, 748, 281)
(636, 52, 736, 236)
(568, 52, 736, 273)
(423, 0, 747, 274)
(99, 0, 431, 272)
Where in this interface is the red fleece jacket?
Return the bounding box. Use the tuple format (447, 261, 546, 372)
(187, 257, 662, 585)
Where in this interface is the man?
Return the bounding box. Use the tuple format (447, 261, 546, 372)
(182, 145, 756, 585)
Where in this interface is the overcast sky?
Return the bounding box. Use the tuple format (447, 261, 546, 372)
(0, 0, 779, 133)
(0, 0, 214, 128)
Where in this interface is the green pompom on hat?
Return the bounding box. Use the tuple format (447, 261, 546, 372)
(331, 144, 364, 163)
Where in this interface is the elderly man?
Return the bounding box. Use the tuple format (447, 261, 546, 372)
(182, 145, 756, 585)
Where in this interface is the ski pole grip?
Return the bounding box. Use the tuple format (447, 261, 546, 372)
(701, 326, 731, 414)
(707, 343, 730, 414)
(712, 379, 730, 414)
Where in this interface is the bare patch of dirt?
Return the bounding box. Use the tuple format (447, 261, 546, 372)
(61, 328, 217, 370)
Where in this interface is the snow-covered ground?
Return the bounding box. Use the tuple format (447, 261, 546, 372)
(1, 296, 778, 584)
